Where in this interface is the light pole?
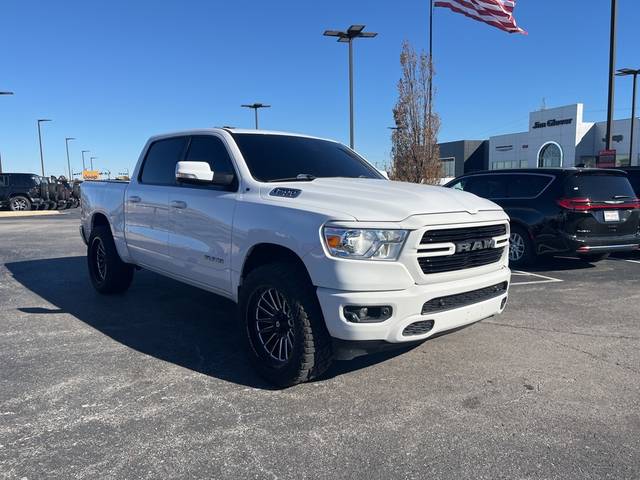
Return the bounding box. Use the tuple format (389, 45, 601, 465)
(324, 25, 378, 149)
(81, 150, 90, 171)
(90, 156, 98, 170)
(616, 68, 640, 165)
(605, 0, 618, 151)
(65, 137, 76, 180)
(241, 103, 270, 129)
(37, 119, 52, 176)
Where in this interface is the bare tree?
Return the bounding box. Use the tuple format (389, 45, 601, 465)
(390, 41, 441, 184)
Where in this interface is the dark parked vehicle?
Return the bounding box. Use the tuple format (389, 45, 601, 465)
(0, 173, 46, 211)
(619, 167, 640, 196)
(445, 168, 640, 267)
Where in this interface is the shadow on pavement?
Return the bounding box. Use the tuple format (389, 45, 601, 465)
(521, 256, 597, 273)
(6, 256, 408, 389)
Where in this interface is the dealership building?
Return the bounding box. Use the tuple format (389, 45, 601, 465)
(439, 103, 639, 176)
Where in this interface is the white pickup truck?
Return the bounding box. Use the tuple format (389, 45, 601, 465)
(81, 129, 511, 386)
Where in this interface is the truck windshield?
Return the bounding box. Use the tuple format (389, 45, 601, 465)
(565, 173, 636, 201)
(231, 133, 384, 182)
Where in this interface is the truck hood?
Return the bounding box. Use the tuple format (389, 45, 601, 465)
(260, 178, 502, 222)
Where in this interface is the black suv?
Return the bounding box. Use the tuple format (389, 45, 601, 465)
(619, 167, 640, 196)
(445, 168, 640, 267)
(0, 173, 46, 211)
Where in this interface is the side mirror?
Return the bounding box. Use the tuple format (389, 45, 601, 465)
(175, 161, 214, 182)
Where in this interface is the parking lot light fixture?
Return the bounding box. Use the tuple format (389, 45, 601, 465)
(90, 156, 98, 170)
(0, 91, 14, 96)
(324, 25, 378, 149)
(37, 119, 52, 176)
(81, 150, 90, 171)
(616, 68, 640, 164)
(65, 137, 76, 180)
(241, 103, 271, 129)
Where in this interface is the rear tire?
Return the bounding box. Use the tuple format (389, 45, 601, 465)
(87, 226, 134, 294)
(578, 252, 609, 263)
(9, 196, 31, 211)
(509, 225, 536, 268)
(239, 263, 333, 387)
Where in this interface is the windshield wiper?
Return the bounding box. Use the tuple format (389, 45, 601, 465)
(268, 174, 316, 182)
(612, 195, 632, 199)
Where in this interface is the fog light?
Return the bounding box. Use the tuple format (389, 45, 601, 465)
(501, 297, 508, 309)
(343, 305, 392, 323)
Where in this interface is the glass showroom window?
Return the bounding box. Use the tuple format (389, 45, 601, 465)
(538, 142, 562, 167)
(441, 157, 455, 177)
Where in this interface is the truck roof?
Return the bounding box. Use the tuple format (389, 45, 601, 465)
(148, 128, 337, 144)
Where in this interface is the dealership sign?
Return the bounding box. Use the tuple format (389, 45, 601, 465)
(532, 118, 573, 129)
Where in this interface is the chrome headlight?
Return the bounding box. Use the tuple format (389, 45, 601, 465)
(323, 227, 408, 260)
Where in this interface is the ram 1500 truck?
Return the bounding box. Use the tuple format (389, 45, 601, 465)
(81, 129, 511, 386)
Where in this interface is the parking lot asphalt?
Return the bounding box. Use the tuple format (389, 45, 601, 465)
(1, 211, 639, 480)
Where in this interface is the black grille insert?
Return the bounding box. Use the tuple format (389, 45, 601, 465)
(422, 282, 508, 315)
(418, 224, 507, 274)
(403, 320, 435, 337)
(421, 224, 507, 244)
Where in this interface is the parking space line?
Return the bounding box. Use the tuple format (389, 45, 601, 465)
(608, 258, 640, 264)
(510, 270, 563, 286)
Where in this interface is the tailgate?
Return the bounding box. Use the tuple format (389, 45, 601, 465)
(560, 172, 640, 238)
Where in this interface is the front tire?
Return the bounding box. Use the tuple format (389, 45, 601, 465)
(87, 226, 134, 294)
(239, 263, 333, 387)
(509, 225, 536, 268)
(9, 196, 31, 211)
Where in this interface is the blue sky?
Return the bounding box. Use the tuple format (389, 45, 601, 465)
(1, 0, 639, 177)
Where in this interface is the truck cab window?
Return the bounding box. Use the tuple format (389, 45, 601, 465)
(186, 136, 235, 177)
(139, 137, 188, 185)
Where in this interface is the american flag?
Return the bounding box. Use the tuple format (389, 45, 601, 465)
(434, 0, 527, 34)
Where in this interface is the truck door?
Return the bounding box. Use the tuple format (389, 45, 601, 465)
(125, 136, 188, 271)
(167, 135, 238, 295)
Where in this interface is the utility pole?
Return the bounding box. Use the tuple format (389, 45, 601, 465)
(616, 68, 640, 164)
(324, 25, 378, 149)
(605, 0, 618, 152)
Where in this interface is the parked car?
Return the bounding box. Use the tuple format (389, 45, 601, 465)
(0, 173, 46, 211)
(71, 180, 81, 208)
(39, 176, 58, 210)
(81, 129, 511, 386)
(445, 168, 640, 267)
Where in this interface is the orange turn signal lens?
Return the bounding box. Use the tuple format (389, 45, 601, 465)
(326, 235, 342, 249)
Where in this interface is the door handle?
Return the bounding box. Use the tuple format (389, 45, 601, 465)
(170, 200, 187, 209)
(128, 195, 141, 203)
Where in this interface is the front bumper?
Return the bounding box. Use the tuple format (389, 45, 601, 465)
(316, 266, 510, 344)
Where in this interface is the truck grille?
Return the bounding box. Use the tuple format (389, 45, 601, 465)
(418, 224, 507, 275)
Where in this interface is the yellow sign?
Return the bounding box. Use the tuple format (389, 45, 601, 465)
(83, 170, 100, 180)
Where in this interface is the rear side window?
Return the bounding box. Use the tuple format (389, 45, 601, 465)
(460, 175, 508, 199)
(565, 173, 636, 201)
(506, 174, 552, 198)
(625, 171, 640, 195)
(11, 174, 37, 187)
(185, 136, 235, 177)
(140, 137, 188, 185)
